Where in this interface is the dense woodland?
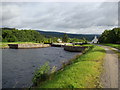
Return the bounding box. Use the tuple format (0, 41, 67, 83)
(98, 28, 120, 43)
(2, 28, 45, 43)
(1, 28, 86, 43)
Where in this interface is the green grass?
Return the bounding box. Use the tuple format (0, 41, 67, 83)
(67, 44, 93, 47)
(102, 44, 120, 49)
(35, 45, 106, 88)
(0, 42, 40, 48)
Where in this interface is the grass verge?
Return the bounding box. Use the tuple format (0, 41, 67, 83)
(33, 45, 106, 88)
(102, 44, 120, 50)
(109, 47, 120, 61)
(67, 44, 93, 47)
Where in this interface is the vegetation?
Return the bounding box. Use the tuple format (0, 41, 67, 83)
(38, 30, 100, 41)
(98, 27, 120, 49)
(102, 44, 120, 50)
(32, 62, 50, 86)
(1, 28, 89, 44)
(67, 44, 93, 47)
(33, 45, 105, 88)
(62, 33, 69, 42)
(1, 28, 64, 43)
(2, 28, 45, 43)
(98, 28, 120, 44)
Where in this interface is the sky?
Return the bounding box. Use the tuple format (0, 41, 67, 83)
(0, 1, 119, 34)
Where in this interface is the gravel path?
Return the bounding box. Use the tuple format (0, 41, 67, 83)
(101, 46, 118, 88)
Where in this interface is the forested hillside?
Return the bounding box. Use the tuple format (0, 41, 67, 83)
(2, 28, 45, 42)
(1, 28, 98, 43)
(1, 28, 87, 43)
(37, 30, 100, 41)
(98, 28, 120, 43)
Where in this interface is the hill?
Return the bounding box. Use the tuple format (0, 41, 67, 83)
(1, 27, 100, 41)
(2, 29, 45, 42)
(37, 30, 100, 41)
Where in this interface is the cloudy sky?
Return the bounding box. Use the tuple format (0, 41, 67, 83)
(1, 2, 118, 34)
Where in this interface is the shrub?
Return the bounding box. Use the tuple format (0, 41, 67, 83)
(49, 66, 57, 80)
(32, 62, 50, 86)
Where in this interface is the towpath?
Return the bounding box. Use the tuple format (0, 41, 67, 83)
(100, 45, 119, 88)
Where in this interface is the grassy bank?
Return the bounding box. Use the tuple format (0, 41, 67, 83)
(107, 44, 120, 60)
(102, 44, 120, 50)
(34, 45, 106, 88)
(0, 42, 40, 48)
(67, 44, 93, 47)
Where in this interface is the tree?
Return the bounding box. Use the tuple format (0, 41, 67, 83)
(62, 33, 69, 43)
(98, 28, 120, 43)
(2, 28, 46, 42)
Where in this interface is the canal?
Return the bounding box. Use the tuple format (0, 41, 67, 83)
(2, 47, 80, 88)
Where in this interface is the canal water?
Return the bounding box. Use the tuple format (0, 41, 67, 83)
(2, 47, 80, 88)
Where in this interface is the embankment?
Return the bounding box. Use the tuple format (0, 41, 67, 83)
(1, 44, 50, 49)
(34, 45, 106, 88)
(8, 44, 50, 49)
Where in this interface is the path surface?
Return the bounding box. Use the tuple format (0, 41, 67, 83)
(100, 46, 118, 88)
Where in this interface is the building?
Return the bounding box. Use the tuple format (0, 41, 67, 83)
(91, 36, 98, 43)
(57, 39, 62, 43)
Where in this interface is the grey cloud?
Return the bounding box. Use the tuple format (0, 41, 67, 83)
(118, 1, 120, 26)
(1, 2, 118, 34)
(2, 4, 21, 21)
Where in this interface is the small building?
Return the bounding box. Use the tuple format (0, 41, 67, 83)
(91, 36, 98, 43)
(57, 39, 62, 43)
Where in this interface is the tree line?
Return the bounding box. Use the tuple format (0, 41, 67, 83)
(2, 29, 45, 43)
(1, 28, 87, 43)
(98, 28, 120, 44)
